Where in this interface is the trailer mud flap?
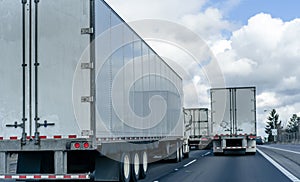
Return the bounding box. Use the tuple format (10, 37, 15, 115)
(94, 156, 119, 181)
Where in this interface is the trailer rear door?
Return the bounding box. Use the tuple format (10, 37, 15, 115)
(0, 0, 92, 138)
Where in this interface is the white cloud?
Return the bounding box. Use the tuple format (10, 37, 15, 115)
(215, 13, 300, 110)
(180, 7, 233, 40)
(282, 76, 297, 89)
(106, 0, 234, 41)
(232, 13, 284, 56)
(257, 92, 280, 108)
(105, 0, 207, 22)
(217, 49, 257, 76)
(211, 39, 232, 55)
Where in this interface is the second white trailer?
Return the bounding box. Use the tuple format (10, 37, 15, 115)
(210, 87, 257, 155)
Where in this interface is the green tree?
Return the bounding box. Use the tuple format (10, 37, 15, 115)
(286, 114, 299, 133)
(265, 109, 281, 142)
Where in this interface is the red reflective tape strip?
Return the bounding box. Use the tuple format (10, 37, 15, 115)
(40, 136, 47, 139)
(54, 135, 62, 139)
(68, 135, 77, 138)
(0, 137, 3, 140)
(19, 175, 26, 179)
(48, 175, 56, 179)
(10, 136, 18, 140)
(64, 175, 71, 179)
(26, 136, 35, 139)
(5, 175, 12, 179)
(34, 175, 41, 179)
(79, 175, 87, 179)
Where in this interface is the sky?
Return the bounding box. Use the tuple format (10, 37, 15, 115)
(104, 0, 300, 137)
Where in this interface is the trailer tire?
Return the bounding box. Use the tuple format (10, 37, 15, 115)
(179, 146, 183, 162)
(139, 151, 148, 179)
(120, 153, 131, 182)
(130, 152, 140, 182)
(174, 142, 181, 163)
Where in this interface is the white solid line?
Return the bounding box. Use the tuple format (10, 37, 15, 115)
(183, 159, 197, 167)
(257, 148, 300, 182)
(259, 145, 300, 155)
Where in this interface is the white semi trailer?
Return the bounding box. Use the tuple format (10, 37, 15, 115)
(183, 108, 212, 150)
(0, 0, 187, 181)
(210, 87, 257, 155)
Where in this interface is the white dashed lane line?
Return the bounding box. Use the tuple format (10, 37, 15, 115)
(183, 159, 197, 167)
(202, 151, 211, 157)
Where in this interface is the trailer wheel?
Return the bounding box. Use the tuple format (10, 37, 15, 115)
(131, 152, 140, 182)
(174, 142, 181, 163)
(120, 153, 131, 182)
(139, 151, 148, 179)
(179, 146, 183, 162)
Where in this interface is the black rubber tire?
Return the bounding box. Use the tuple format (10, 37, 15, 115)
(179, 146, 183, 162)
(120, 153, 131, 182)
(131, 152, 140, 182)
(139, 151, 148, 179)
(174, 142, 181, 163)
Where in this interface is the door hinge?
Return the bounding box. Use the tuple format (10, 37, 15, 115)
(81, 96, 94, 103)
(81, 27, 94, 34)
(81, 62, 94, 69)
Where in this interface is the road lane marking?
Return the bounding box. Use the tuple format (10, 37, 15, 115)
(259, 145, 300, 155)
(257, 148, 300, 182)
(202, 152, 211, 157)
(183, 159, 197, 167)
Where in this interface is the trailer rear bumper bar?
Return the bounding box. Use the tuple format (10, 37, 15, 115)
(0, 174, 90, 180)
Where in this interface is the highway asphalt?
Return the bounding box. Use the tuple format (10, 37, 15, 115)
(140, 149, 293, 182)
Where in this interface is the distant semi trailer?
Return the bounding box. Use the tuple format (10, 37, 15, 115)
(183, 108, 212, 150)
(210, 87, 257, 155)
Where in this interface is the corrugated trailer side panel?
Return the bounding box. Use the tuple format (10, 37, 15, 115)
(92, 0, 183, 139)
